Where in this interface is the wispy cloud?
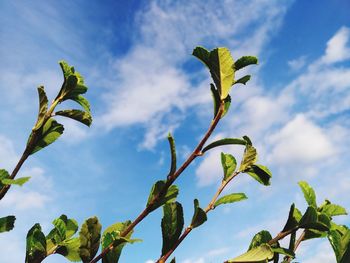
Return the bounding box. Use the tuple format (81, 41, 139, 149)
(98, 0, 292, 149)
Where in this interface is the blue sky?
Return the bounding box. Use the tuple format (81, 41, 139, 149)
(0, 1, 349, 262)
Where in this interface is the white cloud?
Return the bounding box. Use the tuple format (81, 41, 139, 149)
(268, 114, 335, 164)
(321, 26, 350, 64)
(99, 0, 292, 148)
(0, 135, 19, 169)
(287, 55, 307, 71)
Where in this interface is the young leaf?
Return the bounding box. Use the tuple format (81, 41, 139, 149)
(33, 86, 48, 130)
(234, 56, 258, 71)
(167, 133, 177, 177)
(193, 47, 235, 100)
(210, 83, 221, 118)
(303, 229, 327, 241)
(66, 94, 91, 113)
(170, 258, 176, 263)
(245, 165, 271, 186)
(282, 204, 302, 232)
(234, 75, 251, 85)
(227, 244, 274, 262)
(320, 202, 347, 217)
(239, 145, 257, 172)
(1, 176, 30, 186)
(147, 180, 179, 212)
(271, 247, 295, 258)
(0, 215, 16, 233)
(190, 199, 207, 229)
(101, 220, 140, 263)
(30, 118, 64, 154)
(26, 223, 47, 263)
(299, 206, 317, 228)
(298, 181, 317, 208)
(202, 138, 246, 153)
(221, 153, 237, 181)
(214, 193, 247, 208)
(161, 202, 184, 256)
(79, 216, 102, 263)
(328, 228, 350, 263)
(248, 230, 272, 250)
(0, 169, 10, 189)
(55, 109, 92, 127)
(56, 237, 81, 262)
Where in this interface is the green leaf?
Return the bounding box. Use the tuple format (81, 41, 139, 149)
(66, 95, 91, 113)
(101, 220, 140, 263)
(239, 145, 257, 172)
(202, 138, 246, 153)
(79, 216, 102, 263)
(234, 56, 258, 71)
(57, 61, 88, 100)
(0, 215, 16, 233)
(26, 223, 47, 263)
(56, 237, 81, 262)
(30, 118, 64, 154)
(328, 228, 350, 263)
(161, 202, 184, 256)
(221, 153, 237, 181)
(299, 206, 317, 226)
(33, 86, 48, 130)
(55, 109, 92, 127)
(227, 244, 274, 262)
(245, 165, 271, 186)
(298, 181, 317, 208)
(282, 204, 302, 232)
(1, 176, 30, 186)
(170, 258, 176, 263)
(190, 199, 207, 229)
(210, 83, 221, 118)
(248, 230, 272, 250)
(320, 202, 347, 217)
(214, 193, 247, 208)
(0, 169, 10, 189)
(193, 46, 235, 99)
(234, 75, 251, 85)
(271, 247, 295, 258)
(147, 180, 179, 212)
(243, 135, 253, 146)
(303, 229, 327, 241)
(167, 133, 177, 177)
(210, 84, 231, 118)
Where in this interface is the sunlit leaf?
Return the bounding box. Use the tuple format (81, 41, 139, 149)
(55, 109, 92, 127)
(33, 86, 48, 130)
(239, 145, 257, 172)
(30, 118, 64, 154)
(221, 153, 237, 181)
(1, 176, 30, 186)
(214, 193, 247, 208)
(298, 181, 317, 208)
(248, 230, 272, 250)
(193, 46, 235, 99)
(227, 244, 274, 262)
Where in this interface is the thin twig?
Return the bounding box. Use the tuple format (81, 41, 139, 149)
(89, 103, 225, 263)
(156, 171, 240, 262)
(0, 98, 61, 200)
